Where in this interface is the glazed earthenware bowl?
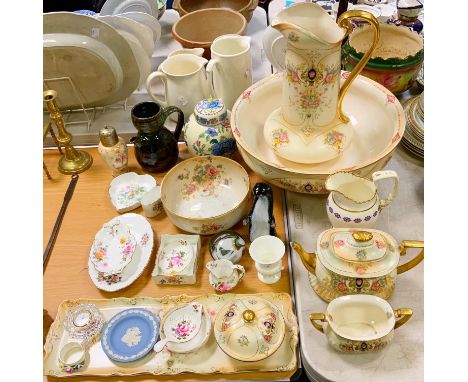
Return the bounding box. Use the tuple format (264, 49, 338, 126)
(173, 0, 258, 22)
(342, 24, 424, 95)
(291, 228, 424, 302)
(160, 156, 250, 235)
(231, 72, 405, 194)
(172, 8, 247, 59)
(309, 295, 413, 353)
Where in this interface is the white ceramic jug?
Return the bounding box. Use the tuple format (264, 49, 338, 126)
(325, 170, 399, 228)
(206, 34, 252, 111)
(146, 54, 211, 121)
(206, 259, 245, 293)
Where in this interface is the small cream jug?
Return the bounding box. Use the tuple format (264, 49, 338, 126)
(206, 259, 245, 293)
(146, 54, 211, 122)
(206, 34, 252, 111)
(263, 2, 380, 164)
(325, 170, 399, 228)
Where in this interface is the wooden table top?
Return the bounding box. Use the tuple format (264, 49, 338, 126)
(43, 146, 295, 381)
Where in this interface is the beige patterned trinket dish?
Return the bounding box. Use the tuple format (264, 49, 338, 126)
(214, 296, 286, 362)
(44, 293, 298, 377)
(108, 172, 157, 213)
(160, 156, 250, 235)
(152, 234, 201, 285)
(309, 295, 412, 353)
(291, 228, 424, 301)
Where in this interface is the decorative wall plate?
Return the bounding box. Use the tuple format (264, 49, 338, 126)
(158, 239, 194, 276)
(90, 220, 136, 276)
(101, 308, 160, 362)
(109, 172, 157, 213)
(44, 293, 298, 377)
(119, 12, 162, 46)
(88, 213, 154, 292)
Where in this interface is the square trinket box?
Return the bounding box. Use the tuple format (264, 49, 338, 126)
(152, 234, 201, 285)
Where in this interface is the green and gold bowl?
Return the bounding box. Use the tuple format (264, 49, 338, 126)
(342, 24, 424, 95)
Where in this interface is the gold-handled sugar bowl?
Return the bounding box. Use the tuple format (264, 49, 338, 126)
(309, 295, 412, 353)
(291, 228, 423, 302)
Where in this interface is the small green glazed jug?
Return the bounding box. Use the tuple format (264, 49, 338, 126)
(130, 101, 184, 173)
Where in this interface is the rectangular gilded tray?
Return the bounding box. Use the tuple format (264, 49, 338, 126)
(43, 293, 298, 377)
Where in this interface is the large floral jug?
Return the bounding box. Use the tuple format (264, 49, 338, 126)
(263, 3, 380, 164)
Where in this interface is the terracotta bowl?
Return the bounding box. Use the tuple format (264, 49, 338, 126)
(160, 156, 250, 235)
(172, 8, 247, 59)
(342, 24, 424, 95)
(173, 0, 258, 22)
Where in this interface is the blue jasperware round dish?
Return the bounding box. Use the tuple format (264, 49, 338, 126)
(101, 308, 160, 363)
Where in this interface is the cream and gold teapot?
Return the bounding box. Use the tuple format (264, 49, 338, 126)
(291, 228, 423, 302)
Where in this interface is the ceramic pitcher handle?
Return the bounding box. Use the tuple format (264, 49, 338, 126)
(337, 10, 380, 124)
(397, 240, 424, 274)
(146, 71, 168, 108)
(206, 59, 219, 98)
(372, 170, 399, 208)
(393, 309, 413, 330)
(309, 313, 326, 334)
(234, 264, 246, 280)
(162, 106, 184, 141)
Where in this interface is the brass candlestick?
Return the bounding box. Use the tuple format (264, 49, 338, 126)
(43, 90, 93, 175)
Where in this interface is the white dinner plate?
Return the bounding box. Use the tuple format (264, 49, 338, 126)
(119, 30, 151, 85)
(88, 213, 154, 292)
(43, 12, 140, 109)
(119, 12, 161, 46)
(100, 0, 159, 19)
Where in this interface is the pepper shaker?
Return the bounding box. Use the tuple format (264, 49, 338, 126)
(98, 126, 129, 176)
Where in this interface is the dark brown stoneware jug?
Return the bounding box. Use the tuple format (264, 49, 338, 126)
(130, 101, 184, 173)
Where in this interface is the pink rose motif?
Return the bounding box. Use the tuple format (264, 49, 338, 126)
(207, 166, 218, 177)
(291, 71, 300, 82)
(218, 282, 232, 292)
(371, 282, 381, 291)
(338, 282, 346, 291)
(234, 127, 241, 137)
(356, 266, 366, 275)
(175, 322, 192, 337)
(186, 183, 196, 194)
(335, 240, 345, 247)
(280, 133, 288, 142)
(376, 240, 385, 249)
(171, 255, 182, 266)
(387, 94, 396, 104)
(209, 310, 217, 318)
(342, 71, 351, 79)
(324, 73, 334, 83)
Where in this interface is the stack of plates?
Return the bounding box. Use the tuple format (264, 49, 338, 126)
(401, 93, 424, 159)
(43, 4, 161, 109)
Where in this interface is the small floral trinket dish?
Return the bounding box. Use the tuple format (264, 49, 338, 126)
(109, 172, 157, 213)
(183, 98, 237, 157)
(209, 230, 245, 264)
(152, 234, 201, 285)
(153, 302, 203, 353)
(158, 239, 194, 275)
(64, 304, 105, 346)
(101, 308, 160, 363)
(90, 220, 137, 276)
(214, 296, 286, 362)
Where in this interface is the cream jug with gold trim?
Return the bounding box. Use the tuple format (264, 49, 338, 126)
(325, 170, 399, 228)
(263, 2, 380, 164)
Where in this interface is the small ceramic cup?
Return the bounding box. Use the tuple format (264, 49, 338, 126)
(58, 341, 87, 374)
(141, 186, 164, 218)
(249, 235, 285, 284)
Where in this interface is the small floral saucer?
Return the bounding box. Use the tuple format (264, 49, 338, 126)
(90, 220, 137, 276)
(158, 239, 194, 276)
(109, 172, 157, 213)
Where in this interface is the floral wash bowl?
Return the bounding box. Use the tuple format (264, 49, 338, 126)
(231, 72, 405, 194)
(160, 156, 250, 235)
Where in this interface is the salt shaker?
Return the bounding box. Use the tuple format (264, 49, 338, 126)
(98, 126, 128, 176)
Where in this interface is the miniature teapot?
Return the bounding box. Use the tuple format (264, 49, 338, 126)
(325, 170, 399, 228)
(206, 259, 245, 293)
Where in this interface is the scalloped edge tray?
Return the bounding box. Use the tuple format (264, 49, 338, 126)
(43, 293, 298, 377)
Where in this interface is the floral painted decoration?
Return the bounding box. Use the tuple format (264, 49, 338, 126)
(271, 128, 290, 149)
(116, 183, 148, 208)
(324, 130, 344, 151)
(171, 319, 196, 340)
(237, 335, 249, 347)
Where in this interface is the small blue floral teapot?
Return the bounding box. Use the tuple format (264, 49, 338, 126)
(183, 98, 236, 157)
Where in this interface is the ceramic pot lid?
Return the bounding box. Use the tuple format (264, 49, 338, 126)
(214, 297, 285, 362)
(318, 229, 399, 278)
(194, 98, 228, 127)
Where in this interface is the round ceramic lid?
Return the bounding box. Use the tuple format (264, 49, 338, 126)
(194, 98, 228, 127)
(214, 297, 285, 362)
(64, 304, 105, 344)
(318, 229, 399, 278)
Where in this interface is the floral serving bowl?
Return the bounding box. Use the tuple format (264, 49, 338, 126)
(173, 0, 258, 22)
(342, 24, 424, 95)
(172, 8, 247, 59)
(291, 229, 424, 302)
(214, 296, 285, 362)
(309, 295, 412, 353)
(231, 72, 405, 194)
(160, 156, 250, 235)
